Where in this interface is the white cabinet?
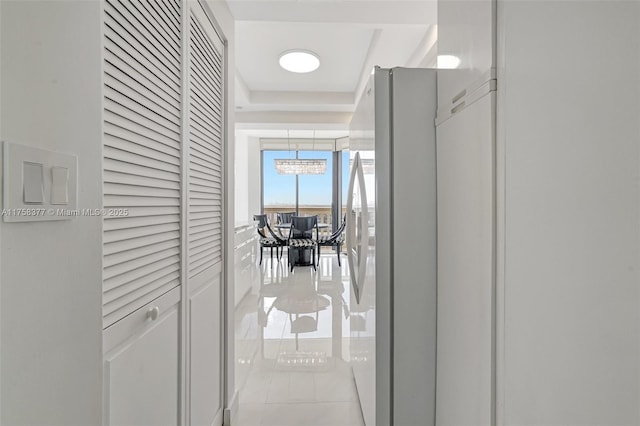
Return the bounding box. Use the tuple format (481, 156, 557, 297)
(435, 93, 495, 426)
(104, 289, 180, 425)
(437, 0, 494, 116)
(437, 0, 640, 424)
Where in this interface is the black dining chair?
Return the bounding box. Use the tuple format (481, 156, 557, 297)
(254, 214, 287, 266)
(317, 215, 346, 267)
(276, 211, 296, 225)
(275, 211, 296, 237)
(287, 215, 319, 271)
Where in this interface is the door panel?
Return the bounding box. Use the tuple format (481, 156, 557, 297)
(105, 302, 180, 426)
(190, 274, 223, 425)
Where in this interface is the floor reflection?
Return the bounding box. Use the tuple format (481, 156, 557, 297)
(235, 254, 364, 426)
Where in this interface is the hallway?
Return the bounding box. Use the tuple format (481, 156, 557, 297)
(234, 254, 364, 426)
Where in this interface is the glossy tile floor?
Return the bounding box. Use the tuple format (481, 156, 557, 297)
(234, 251, 364, 426)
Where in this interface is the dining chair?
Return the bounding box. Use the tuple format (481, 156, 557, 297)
(287, 215, 319, 271)
(317, 215, 346, 266)
(254, 214, 287, 266)
(276, 211, 296, 225)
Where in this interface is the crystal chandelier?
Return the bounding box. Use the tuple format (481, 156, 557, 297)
(274, 130, 327, 175)
(274, 158, 327, 175)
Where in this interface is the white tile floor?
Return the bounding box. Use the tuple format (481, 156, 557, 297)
(234, 253, 364, 426)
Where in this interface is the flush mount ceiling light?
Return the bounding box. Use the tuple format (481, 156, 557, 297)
(279, 50, 320, 73)
(437, 54, 461, 69)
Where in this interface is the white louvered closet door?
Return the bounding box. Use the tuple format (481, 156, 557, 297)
(188, 4, 224, 278)
(187, 3, 225, 425)
(102, 0, 183, 329)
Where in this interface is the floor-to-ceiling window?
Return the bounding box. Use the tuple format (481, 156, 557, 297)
(262, 146, 348, 234)
(297, 150, 333, 224)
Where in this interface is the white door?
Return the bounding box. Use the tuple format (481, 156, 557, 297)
(186, 2, 225, 425)
(102, 0, 183, 422)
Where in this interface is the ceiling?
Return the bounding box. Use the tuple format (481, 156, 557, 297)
(227, 0, 438, 139)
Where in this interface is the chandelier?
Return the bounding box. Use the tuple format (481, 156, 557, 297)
(274, 130, 327, 175)
(274, 158, 327, 175)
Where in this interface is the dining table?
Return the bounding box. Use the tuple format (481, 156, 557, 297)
(275, 223, 331, 267)
(274, 222, 330, 231)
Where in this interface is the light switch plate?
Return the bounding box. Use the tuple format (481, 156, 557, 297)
(3, 141, 78, 222)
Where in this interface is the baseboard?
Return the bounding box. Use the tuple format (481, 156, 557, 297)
(223, 390, 239, 426)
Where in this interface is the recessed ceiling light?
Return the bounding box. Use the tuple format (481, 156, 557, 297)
(437, 55, 461, 69)
(279, 50, 320, 73)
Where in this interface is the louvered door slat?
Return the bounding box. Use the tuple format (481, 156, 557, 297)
(104, 214, 181, 232)
(104, 238, 180, 268)
(105, 2, 180, 80)
(105, 182, 179, 199)
(190, 168, 221, 184)
(105, 47, 180, 106)
(191, 107, 222, 141)
(104, 129, 181, 165)
(190, 95, 222, 134)
(104, 255, 180, 294)
(188, 9, 224, 279)
(190, 146, 222, 169)
(103, 0, 182, 329)
(105, 107, 181, 148)
(116, 0, 181, 55)
(104, 230, 181, 256)
(165, 0, 181, 20)
(190, 152, 222, 173)
(190, 19, 223, 74)
(104, 145, 181, 174)
(105, 195, 181, 208)
(104, 158, 180, 184)
(189, 60, 222, 103)
(110, 0, 180, 69)
(104, 171, 180, 191)
(104, 270, 180, 307)
(190, 135, 222, 162)
(104, 19, 179, 92)
(190, 230, 220, 245)
(189, 74, 222, 114)
(104, 246, 180, 281)
(190, 124, 222, 153)
(104, 222, 180, 245)
(144, 0, 181, 39)
(189, 205, 218, 214)
(104, 85, 180, 134)
(104, 62, 180, 119)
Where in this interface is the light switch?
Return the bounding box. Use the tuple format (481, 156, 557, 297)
(23, 162, 44, 204)
(50, 166, 69, 205)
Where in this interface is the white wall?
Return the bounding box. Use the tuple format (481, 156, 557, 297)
(497, 1, 640, 424)
(235, 132, 249, 223)
(247, 136, 261, 216)
(0, 1, 103, 424)
(235, 133, 262, 224)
